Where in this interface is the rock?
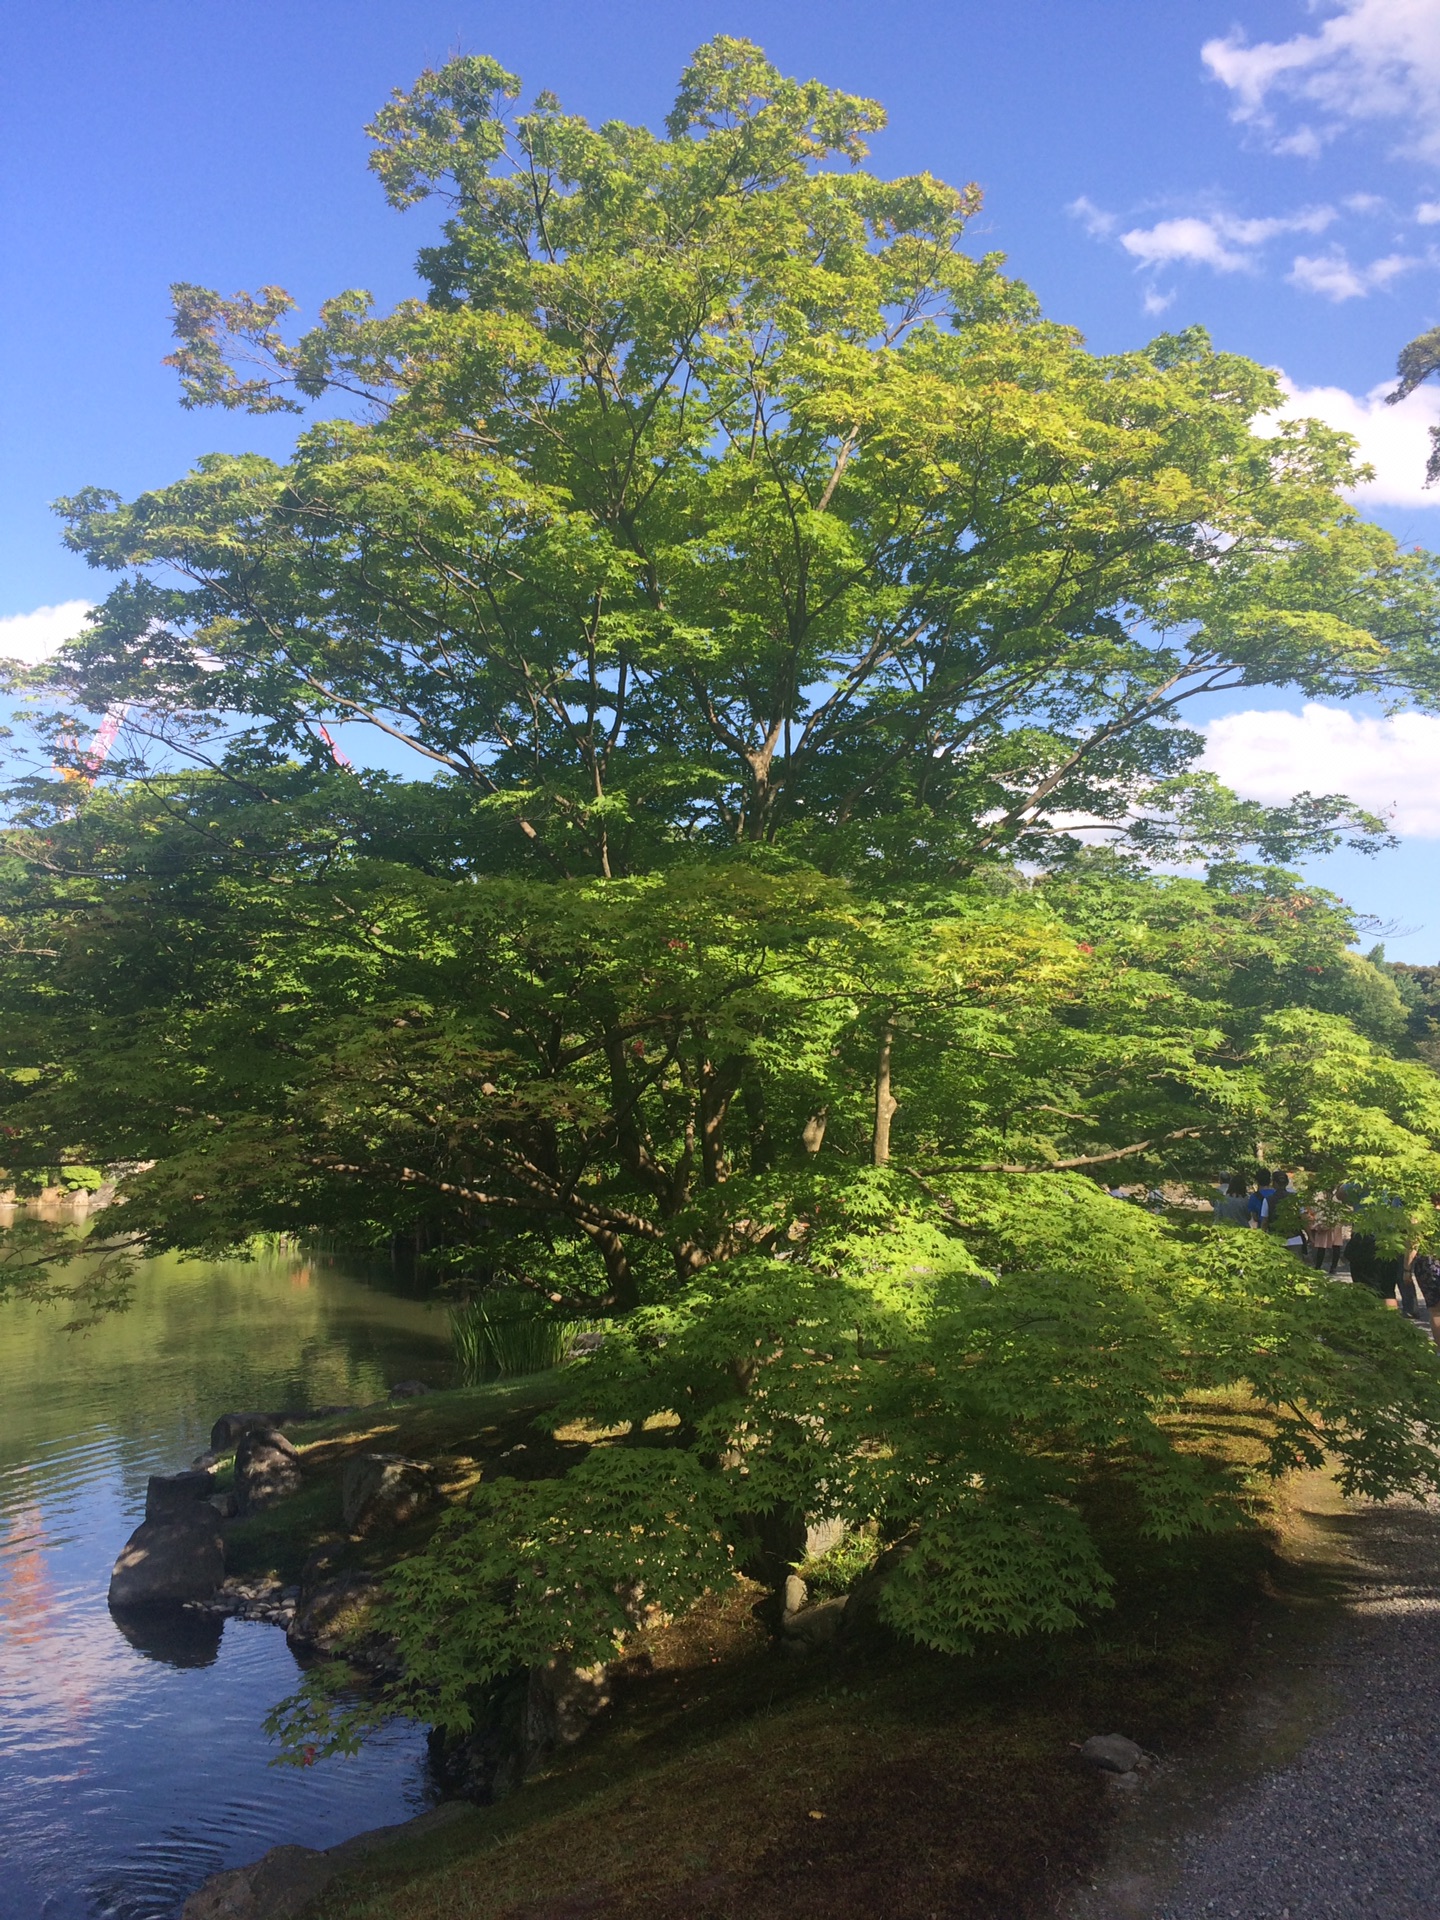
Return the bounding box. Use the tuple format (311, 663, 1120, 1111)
(234, 1426, 301, 1515)
(427, 1661, 616, 1803)
(480, 1437, 590, 1484)
(566, 1330, 605, 1357)
(108, 1507, 225, 1608)
(783, 1573, 808, 1617)
(209, 1411, 278, 1453)
(804, 1516, 846, 1559)
(525, 1655, 614, 1753)
(179, 1842, 334, 1920)
(780, 1595, 847, 1653)
(198, 1574, 299, 1627)
(840, 1569, 893, 1648)
(341, 1453, 436, 1534)
(286, 1569, 385, 1659)
(208, 1490, 238, 1520)
(145, 1469, 215, 1521)
(388, 1378, 430, 1400)
(181, 1805, 471, 1920)
(1079, 1733, 1145, 1774)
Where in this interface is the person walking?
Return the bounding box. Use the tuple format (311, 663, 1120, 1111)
(1303, 1191, 1351, 1274)
(1212, 1174, 1251, 1227)
(1348, 1192, 1409, 1308)
(1246, 1170, 1278, 1229)
(1411, 1243, 1440, 1344)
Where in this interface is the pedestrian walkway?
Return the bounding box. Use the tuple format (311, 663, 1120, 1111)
(1066, 1495, 1440, 1920)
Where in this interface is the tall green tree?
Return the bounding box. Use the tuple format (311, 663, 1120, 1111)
(1389, 324, 1440, 486)
(8, 40, 1440, 1733)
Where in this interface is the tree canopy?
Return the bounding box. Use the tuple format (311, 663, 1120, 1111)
(34, 38, 1438, 877)
(1389, 324, 1440, 486)
(7, 39, 1440, 1745)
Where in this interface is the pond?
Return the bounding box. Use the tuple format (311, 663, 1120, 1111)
(0, 1246, 456, 1920)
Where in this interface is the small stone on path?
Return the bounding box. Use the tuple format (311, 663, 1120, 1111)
(1079, 1734, 1145, 1774)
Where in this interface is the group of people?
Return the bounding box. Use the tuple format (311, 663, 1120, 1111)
(1212, 1169, 1440, 1343)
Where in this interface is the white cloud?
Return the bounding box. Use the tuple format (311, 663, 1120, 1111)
(1418, 199, 1440, 221)
(1117, 205, 1335, 274)
(1270, 372, 1440, 505)
(1288, 245, 1419, 297)
(1289, 250, 1369, 298)
(1121, 216, 1250, 272)
(1067, 194, 1116, 239)
(1142, 286, 1176, 316)
(1203, 0, 1440, 160)
(0, 601, 93, 666)
(1204, 703, 1440, 837)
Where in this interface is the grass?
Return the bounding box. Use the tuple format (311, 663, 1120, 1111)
(216, 1373, 570, 1584)
(265, 1394, 1352, 1920)
(450, 1294, 581, 1384)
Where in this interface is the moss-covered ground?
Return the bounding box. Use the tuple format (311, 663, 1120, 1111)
(217, 1374, 572, 1584)
(207, 1386, 1356, 1920)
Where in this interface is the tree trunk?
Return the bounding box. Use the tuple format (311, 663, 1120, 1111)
(743, 1074, 772, 1173)
(872, 1018, 897, 1168)
(699, 1056, 743, 1186)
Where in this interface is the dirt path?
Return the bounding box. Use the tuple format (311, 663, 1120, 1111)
(1065, 1485, 1440, 1920)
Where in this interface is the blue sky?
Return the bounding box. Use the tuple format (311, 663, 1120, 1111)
(5, 0, 1440, 949)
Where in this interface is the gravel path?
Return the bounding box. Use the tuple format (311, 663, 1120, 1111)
(1153, 1500, 1440, 1920)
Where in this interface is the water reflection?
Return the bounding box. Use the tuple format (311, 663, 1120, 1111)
(0, 1250, 452, 1920)
(109, 1607, 224, 1670)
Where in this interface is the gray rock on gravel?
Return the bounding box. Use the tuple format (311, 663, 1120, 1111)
(781, 1595, 848, 1650)
(1080, 1733, 1145, 1774)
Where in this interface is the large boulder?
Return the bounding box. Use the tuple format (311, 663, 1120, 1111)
(108, 1507, 224, 1608)
(780, 1594, 847, 1656)
(287, 1568, 384, 1658)
(234, 1427, 302, 1514)
(526, 1655, 615, 1752)
(340, 1453, 435, 1534)
(145, 1469, 216, 1522)
(427, 1658, 619, 1803)
(209, 1411, 277, 1452)
(180, 1806, 471, 1920)
(179, 1843, 334, 1920)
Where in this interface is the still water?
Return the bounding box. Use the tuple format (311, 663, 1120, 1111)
(0, 1249, 455, 1920)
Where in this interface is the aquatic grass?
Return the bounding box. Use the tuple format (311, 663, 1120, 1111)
(450, 1292, 580, 1383)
